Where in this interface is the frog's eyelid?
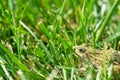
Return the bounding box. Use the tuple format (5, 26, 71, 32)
(73, 46, 79, 49)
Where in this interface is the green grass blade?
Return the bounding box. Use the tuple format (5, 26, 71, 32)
(39, 22, 52, 40)
(99, 31, 120, 45)
(0, 60, 13, 80)
(70, 68, 74, 80)
(0, 1, 4, 10)
(38, 40, 54, 63)
(95, 0, 120, 42)
(0, 43, 29, 71)
(20, 20, 54, 63)
(19, 20, 38, 41)
(60, 0, 66, 14)
(62, 68, 67, 80)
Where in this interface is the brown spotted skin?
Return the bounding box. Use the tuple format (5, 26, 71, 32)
(73, 44, 120, 73)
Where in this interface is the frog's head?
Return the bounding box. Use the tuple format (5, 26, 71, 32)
(73, 44, 89, 57)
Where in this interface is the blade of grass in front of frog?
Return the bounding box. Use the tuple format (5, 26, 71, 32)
(96, 66, 102, 80)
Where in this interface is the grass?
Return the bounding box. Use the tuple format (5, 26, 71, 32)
(0, 0, 120, 80)
(95, 0, 120, 42)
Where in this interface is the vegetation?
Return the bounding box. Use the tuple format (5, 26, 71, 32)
(0, 0, 120, 79)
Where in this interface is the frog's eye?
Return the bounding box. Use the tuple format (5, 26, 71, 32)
(79, 48, 86, 53)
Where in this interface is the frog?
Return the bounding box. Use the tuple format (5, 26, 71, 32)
(73, 44, 120, 73)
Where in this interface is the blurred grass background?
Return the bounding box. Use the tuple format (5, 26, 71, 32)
(0, 0, 120, 80)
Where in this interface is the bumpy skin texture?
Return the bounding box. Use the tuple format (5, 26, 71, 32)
(73, 44, 120, 73)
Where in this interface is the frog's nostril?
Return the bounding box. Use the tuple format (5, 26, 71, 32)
(79, 48, 86, 53)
